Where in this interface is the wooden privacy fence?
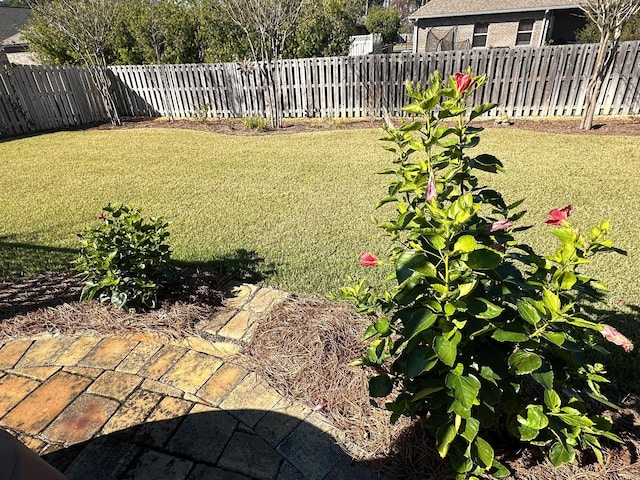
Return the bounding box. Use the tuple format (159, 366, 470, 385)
(1, 41, 639, 137)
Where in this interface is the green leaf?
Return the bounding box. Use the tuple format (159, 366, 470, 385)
(553, 413, 594, 427)
(517, 300, 541, 326)
(369, 374, 393, 397)
(543, 332, 566, 346)
(544, 390, 561, 411)
(436, 422, 458, 458)
(542, 288, 561, 313)
(402, 102, 424, 115)
(474, 437, 495, 469)
(491, 459, 510, 478)
(446, 373, 481, 409)
(518, 405, 549, 429)
(559, 271, 577, 290)
(518, 424, 539, 441)
(469, 102, 497, 120)
(462, 417, 480, 442)
(472, 154, 504, 173)
(531, 370, 554, 390)
(396, 251, 437, 283)
(374, 318, 390, 335)
(406, 346, 433, 378)
(492, 328, 529, 343)
(434, 333, 460, 367)
(508, 350, 542, 375)
(468, 298, 504, 319)
(454, 235, 476, 253)
(467, 249, 502, 270)
(403, 310, 437, 340)
(111, 291, 127, 309)
(549, 441, 575, 467)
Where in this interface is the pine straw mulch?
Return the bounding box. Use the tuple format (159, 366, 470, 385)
(244, 296, 640, 480)
(2, 272, 640, 479)
(0, 268, 225, 341)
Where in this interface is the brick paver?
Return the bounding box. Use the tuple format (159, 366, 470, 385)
(43, 393, 119, 444)
(16, 337, 77, 367)
(218, 431, 282, 480)
(197, 363, 248, 406)
(87, 370, 142, 401)
(101, 389, 162, 435)
(135, 396, 193, 448)
(160, 350, 222, 394)
(166, 405, 237, 464)
(219, 374, 281, 428)
(137, 345, 186, 380)
(8, 365, 60, 381)
(218, 311, 254, 340)
(116, 341, 163, 374)
(0, 339, 33, 369)
(0, 374, 40, 413)
(1, 371, 91, 435)
(78, 337, 139, 370)
(56, 337, 101, 366)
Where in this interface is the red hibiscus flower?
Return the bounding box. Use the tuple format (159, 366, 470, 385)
(454, 72, 473, 94)
(545, 205, 572, 226)
(601, 324, 634, 352)
(360, 252, 379, 267)
(98, 213, 107, 221)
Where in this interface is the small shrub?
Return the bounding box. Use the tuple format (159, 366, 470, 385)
(243, 114, 269, 131)
(339, 71, 633, 479)
(74, 203, 172, 309)
(192, 103, 210, 124)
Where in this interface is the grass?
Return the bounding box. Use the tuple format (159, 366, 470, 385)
(1, 126, 638, 298)
(1, 125, 640, 389)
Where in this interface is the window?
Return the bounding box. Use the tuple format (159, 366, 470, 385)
(516, 19, 534, 46)
(472, 22, 489, 48)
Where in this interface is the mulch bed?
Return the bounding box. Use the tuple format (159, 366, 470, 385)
(86, 114, 640, 137)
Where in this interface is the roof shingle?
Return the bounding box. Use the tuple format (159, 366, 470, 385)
(410, 0, 580, 19)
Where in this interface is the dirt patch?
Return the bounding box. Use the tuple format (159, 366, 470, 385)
(88, 115, 640, 137)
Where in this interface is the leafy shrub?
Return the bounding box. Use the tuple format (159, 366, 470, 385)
(75, 203, 172, 309)
(243, 114, 269, 131)
(339, 71, 633, 479)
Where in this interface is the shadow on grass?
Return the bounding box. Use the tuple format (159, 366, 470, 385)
(0, 242, 277, 320)
(0, 239, 78, 279)
(39, 409, 389, 480)
(171, 249, 277, 288)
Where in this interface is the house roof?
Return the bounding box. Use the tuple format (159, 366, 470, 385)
(409, 0, 579, 19)
(0, 6, 31, 45)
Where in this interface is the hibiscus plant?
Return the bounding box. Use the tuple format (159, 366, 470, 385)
(339, 70, 632, 478)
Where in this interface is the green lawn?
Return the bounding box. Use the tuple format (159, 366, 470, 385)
(1, 127, 639, 301)
(2, 125, 640, 390)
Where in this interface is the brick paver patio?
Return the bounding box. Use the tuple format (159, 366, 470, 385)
(0, 284, 389, 480)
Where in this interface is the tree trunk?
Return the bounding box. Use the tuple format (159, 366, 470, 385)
(263, 61, 284, 129)
(580, 32, 617, 130)
(91, 66, 121, 126)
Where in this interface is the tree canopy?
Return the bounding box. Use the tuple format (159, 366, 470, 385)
(21, 0, 365, 66)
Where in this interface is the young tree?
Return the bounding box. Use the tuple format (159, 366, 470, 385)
(294, 0, 364, 58)
(364, 6, 401, 46)
(24, 0, 122, 125)
(579, 0, 640, 130)
(216, 0, 309, 128)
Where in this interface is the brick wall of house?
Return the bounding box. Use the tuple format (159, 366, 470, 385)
(415, 12, 547, 52)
